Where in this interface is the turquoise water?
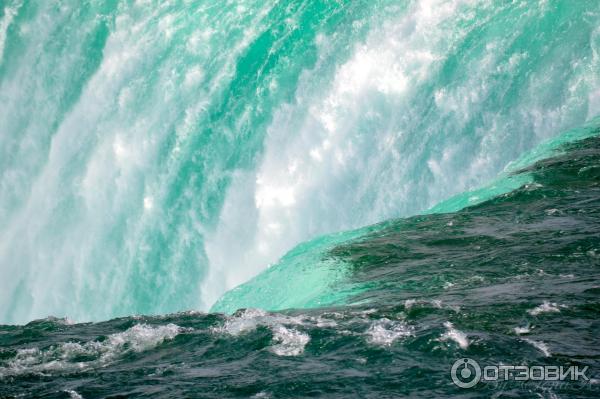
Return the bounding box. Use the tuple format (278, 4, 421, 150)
(1, 0, 599, 325)
(1, 1, 600, 396)
(2, 127, 599, 398)
(211, 118, 600, 313)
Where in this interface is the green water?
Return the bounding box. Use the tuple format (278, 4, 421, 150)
(2, 129, 600, 398)
(1, 0, 600, 397)
(211, 118, 600, 314)
(1, 0, 599, 324)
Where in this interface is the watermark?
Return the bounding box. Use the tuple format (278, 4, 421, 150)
(451, 358, 591, 389)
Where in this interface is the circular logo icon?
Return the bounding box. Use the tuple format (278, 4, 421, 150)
(451, 358, 481, 388)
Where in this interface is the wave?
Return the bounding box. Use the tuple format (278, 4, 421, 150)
(212, 119, 600, 313)
(1, 123, 600, 396)
(0, 0, 599, 326)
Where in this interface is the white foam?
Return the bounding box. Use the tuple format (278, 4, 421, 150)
(2, 0, 600, 324)
(366, 318, 413, 346)
(183, 66, 204, 89)
(214, 309, 311, 356)
(270, 325, 310, 356)
(404, 299, 417, 310)
(514, 326, 531, 335)
(440, 321, 469, 350)
(105, 323, 182, 352)
(528, 301, 562, 316)
(0, 324, 182, 377)
(215, 308, 270, 336)
(314, 315, 338, 328)
(523, 338, 551, 357)
(65, 390, 83, 399)
(0, 1, 22, 64)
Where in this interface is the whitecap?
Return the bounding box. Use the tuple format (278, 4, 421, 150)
(270, 326, 310, 357)
(214, 308, 309, 337)
(514, 326, 531, 335)
(252, 392, 272, 398)
(404, 299, 417, 310)
(0, 323, 182, 377)
(527, 301, 562, 316)
(403, 299, 459, 312)
(366, 318, 413, 346)
(214, 308, 269, 336)
(440, 322, 469, 350)
(65, 390, 83, 399)
(522, 338, 551, 357)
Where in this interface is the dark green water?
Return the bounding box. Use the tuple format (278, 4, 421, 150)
(2, 130, 599, 398)
(2, 0, 600, 325)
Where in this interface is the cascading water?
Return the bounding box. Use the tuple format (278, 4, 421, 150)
(2, 2, 600, 398)
(1, 0, 599, 326)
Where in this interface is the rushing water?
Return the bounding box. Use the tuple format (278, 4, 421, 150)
(1, 0, 600, 397)
(2, 131, 600, 397)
